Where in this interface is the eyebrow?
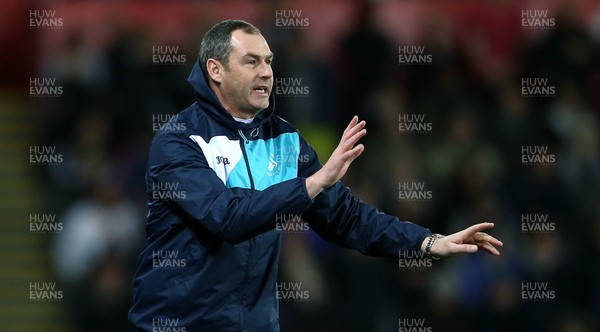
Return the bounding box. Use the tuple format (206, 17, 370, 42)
(242, 52, 274, 60)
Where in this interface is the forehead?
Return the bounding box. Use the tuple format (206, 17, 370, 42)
(229, 30, 272, 58)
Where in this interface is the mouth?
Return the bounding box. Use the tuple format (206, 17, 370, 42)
(252, 85, 269, 96)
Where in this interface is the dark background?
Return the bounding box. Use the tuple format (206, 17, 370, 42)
(1, 0, 599, 331)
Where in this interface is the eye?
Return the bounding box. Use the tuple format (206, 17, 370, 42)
(246, 59, 256, 65)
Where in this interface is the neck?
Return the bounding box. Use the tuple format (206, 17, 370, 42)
(225, 107, 256, 120)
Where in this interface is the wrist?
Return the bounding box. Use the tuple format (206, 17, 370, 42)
(422, 234, 444, 260)
(305, 172, 326, 199)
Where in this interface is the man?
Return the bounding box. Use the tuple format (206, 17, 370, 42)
(129, 20, 502, 331)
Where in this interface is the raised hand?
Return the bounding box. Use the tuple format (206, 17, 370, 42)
(306, 116, 366, 198)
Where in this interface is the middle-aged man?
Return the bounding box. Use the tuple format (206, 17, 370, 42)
(129, 20, 503, 331)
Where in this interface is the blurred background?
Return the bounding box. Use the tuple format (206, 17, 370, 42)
(1, 0, 599, 331)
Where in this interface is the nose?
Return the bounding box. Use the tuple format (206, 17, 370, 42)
(259, 61, 273, 80)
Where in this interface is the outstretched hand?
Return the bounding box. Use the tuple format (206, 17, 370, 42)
(424, 222, 503, 257)
(306, 116, 366, 198)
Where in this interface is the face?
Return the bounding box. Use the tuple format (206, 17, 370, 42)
(212, 30, 274, 118)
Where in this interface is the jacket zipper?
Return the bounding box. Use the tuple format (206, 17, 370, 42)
(238, 129, 255, 190)
(238, 128, 255, 314)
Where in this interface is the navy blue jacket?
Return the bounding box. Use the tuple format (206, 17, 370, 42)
(129, 59, 431, 331)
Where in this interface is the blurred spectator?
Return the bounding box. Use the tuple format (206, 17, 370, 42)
(52, 163, 144, 332)
(339, 0, 393, 130)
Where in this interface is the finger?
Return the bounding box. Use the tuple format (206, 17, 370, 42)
(343, 116, 359, 135)
(343, 116, 358, 134)
(343, 144, 365, 162)
(332, 121, 364, 156)
(449, 243, 478, 255)
(478, 241, 500, 256)
(344, 128, 366, 150)
(342, 120, 366, 141)
(461, 222, 495, 236)
(475, 233, 503, 247)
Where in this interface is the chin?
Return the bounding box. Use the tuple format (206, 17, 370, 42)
(254, 101, 269, 110)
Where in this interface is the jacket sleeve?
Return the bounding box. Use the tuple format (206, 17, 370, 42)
(298, 136, 431, 257)
(146, 128, 313, 244)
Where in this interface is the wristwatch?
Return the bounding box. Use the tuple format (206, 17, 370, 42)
(424, 234, 444, 260)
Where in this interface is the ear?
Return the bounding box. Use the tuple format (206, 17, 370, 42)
(206, 59, 223, 84)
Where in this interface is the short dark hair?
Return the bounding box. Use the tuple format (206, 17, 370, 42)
(199, 20, 261, 75)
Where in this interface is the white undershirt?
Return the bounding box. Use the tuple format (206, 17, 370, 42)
(233, 116, 254, 124)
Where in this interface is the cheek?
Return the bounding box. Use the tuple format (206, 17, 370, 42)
(225, 69, 255, 98)
(229, 80, 248, 100)
(231, 75, 250, 93)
